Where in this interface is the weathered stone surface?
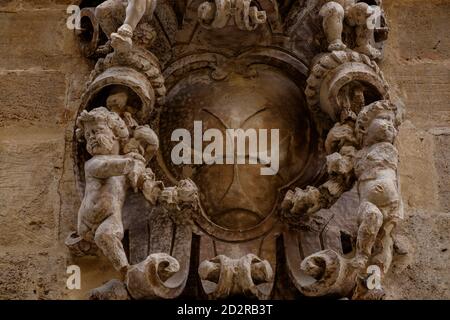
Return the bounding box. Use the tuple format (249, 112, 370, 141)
(0, 127, 64, 249)
(382, 0, 450, 130)
(0, 9, 81, 69)
(0, 250, 66, 300)
(384, 0, 450, 61)
(385, 210, 450, 300)
(0, 71, 67, 127)
(396, 121, 440, 210)
(432, 131, 450, 212)
(383, 63, 450, 130)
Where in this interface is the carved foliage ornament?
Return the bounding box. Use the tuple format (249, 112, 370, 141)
(68, 0, 403, 300)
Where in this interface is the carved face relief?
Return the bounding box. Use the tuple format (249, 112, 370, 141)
(159, 67, 319, 237)
(106, 91, 129, 113)
(84, 121, 118, 156)
(365, 111, 397, 145)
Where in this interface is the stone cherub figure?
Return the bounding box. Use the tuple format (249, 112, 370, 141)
(320, 0, 381, 59)
(104, 88, 163, 202)
(73, 105, 199, 299)
(283, 100, 402, 273)
(352, 100, 402, 270)
(75, 107, 162, 275)
(95, 0, 157, 52)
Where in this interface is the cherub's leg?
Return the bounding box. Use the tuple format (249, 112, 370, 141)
(320, 2, 347, 51)
(95, 0, 126, 38)
(111, 0, 148, 51)
(353, 201, 383, 267)
(78, 215, 95, 242)
(347, 3, 381, 59)
(94, 213, 129, 274)
(124, 0, 148, 31)
(372, 221, 395, 273)
(95, 0, 126, 54)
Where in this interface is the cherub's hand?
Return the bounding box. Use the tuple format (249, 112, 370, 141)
(125, 153, 146, 192)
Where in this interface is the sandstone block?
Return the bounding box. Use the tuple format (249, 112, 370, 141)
(0, 71, 66, 127)
(0, 128, 64, 249)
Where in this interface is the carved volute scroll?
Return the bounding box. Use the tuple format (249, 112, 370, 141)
(67, 0, 405, 300)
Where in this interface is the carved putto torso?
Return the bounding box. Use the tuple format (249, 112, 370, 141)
(67, 0, 404, 300)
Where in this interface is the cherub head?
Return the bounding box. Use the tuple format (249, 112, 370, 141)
(106, 87, 129, 114)
(76, 107, 129, 156)
(356, 100, 399, 146)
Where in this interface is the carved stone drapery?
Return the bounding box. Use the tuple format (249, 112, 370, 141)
(68, 0, 405, 300)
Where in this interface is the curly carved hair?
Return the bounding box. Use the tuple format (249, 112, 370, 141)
(76, 107, 129, 142)
(355, 100, 399, 143)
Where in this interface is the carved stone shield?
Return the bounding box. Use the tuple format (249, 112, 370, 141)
(158, 57, 323, 241)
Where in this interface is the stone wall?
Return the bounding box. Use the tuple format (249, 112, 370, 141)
(379, 0, 450, 299)
(0, 0, 448, 299)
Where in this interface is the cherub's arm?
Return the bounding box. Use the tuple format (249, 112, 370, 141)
(134, 125, 159, 160)
(282, 150, 356, 217)
(282, 121, 358, 218)
(313, 161, 356, 211)
(85, 157, 132, 179)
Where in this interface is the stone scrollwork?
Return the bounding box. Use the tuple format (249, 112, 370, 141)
(125, 253, 182, 299)
(68, 0, 405, 300)
(199, 254, 274, 299)
(198, 0, 267, 31)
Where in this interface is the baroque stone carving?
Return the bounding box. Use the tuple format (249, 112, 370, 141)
(68, 0, 405, 300)
(320, 0, 387, 59)
(97, 0, 158, 52)
(198, 0, 267, 31)
(199, 254, 274, 299)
